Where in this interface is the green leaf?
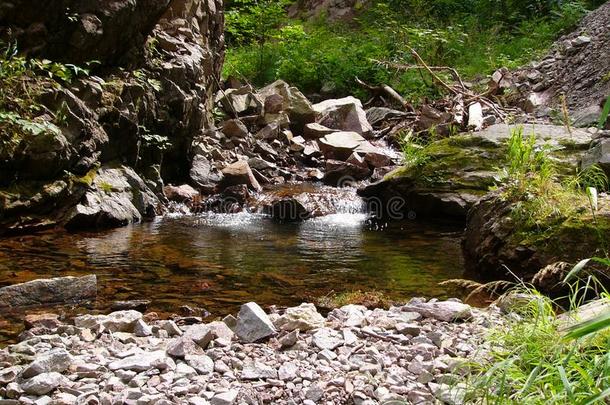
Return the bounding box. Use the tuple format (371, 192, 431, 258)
(564, 309, 610, 339)
(563, 259, 591, 283)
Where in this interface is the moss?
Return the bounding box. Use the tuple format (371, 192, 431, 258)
(71, 167, 98, 187)
(317, 290, 395, 310)
(99, 181, 115, 193)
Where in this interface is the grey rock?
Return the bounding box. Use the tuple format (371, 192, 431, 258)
(0, 275, 96, 308)
(108, 350, 167, 372)
(74, 310, 142, 333)
(241, 361, 278, 380)
(65, 165, 159, 229)
(210, 390, 239, 405)
(22, 348, 72, 378)
(402, 301, 472, 322)
(312, 328, 343, 350)
(133, 319, 153, 337)
(186, 354, 214, 375)
(313, 97, 373, 137)
(234, 302, 277, 343)
(20, 372, 66, 395)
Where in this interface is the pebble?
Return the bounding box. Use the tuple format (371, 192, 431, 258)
(0, 300, 504, 404)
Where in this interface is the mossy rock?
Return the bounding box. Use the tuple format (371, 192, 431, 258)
(463, 190, 610, 282)
(359, 124, 593, 219)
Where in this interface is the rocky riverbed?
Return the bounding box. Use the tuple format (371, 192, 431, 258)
(0, 299, 504, 405)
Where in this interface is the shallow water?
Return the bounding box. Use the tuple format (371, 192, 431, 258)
(0, 209, 465, 343)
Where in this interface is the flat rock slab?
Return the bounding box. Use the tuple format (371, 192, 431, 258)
(0, 275, 96, 308)
(476, 123, 592, 149)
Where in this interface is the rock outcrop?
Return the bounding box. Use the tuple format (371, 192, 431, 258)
(462, 191, 610, 281)
(359, 124, 594, 219)
(0, 0, 225, 234)
(512, 2, 610, 126)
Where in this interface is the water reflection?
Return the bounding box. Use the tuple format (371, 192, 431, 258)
(0, 212, 465, 343)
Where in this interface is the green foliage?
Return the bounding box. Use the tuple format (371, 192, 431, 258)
(399, 131, 432, 169)
(224, 0, 597, 97)
(465, 278, 610, 404)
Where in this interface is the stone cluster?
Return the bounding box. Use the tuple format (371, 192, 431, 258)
(0, 299, 504, 404)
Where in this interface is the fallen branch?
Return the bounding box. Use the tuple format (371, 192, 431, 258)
(355, 77, 410, 109)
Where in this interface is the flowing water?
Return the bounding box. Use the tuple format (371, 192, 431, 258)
(0, 185, 465, 343)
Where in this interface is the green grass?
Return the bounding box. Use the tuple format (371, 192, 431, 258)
(465, 262, 610, 404)
(498, 127, 609, 236)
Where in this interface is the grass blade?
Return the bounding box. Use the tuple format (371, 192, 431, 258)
(579, 387, 610, 405)
(564, 309, 610, 339)
(557, 365, 574, 402)
(563, 259, 591, 283)
(598, 95, 610, 129)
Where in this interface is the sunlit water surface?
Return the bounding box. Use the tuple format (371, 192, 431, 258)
(0, 211, 464, 343)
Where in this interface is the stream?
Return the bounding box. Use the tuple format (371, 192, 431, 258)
(0, 186, 465, 343)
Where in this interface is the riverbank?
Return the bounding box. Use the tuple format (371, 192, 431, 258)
(0, 298, 502, 404)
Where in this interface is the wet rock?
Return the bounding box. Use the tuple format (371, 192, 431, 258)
(463, 190, 610, 280)
(323, 160, 371, 185)
(64, 166, 159, 229)
(190, 155, 223, 190)
(220, 161, 262, 193)
(274, 303, 325, 332)
(74, 310, 142, 333)
(234, 302, 277, 343)
(313, 97, 373, 137)
(0, 275, 96, 308)
(20, 372, 66, 395)
(22, 348, 72, 378)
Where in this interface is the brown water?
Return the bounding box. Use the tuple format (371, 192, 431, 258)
(0, 210, 465, 343)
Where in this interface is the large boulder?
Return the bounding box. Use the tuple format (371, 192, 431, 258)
(0, 0, 226, 233)
(313, 97, 373, 137)
(359, 124, 594, 219)
(0, 275, 96, 308)
(0, 0, 170, 65)
(64, 165, 160, 229)
(463, 190, 610, 281)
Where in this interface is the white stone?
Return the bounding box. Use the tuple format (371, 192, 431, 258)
(234, 302, 276, 343)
